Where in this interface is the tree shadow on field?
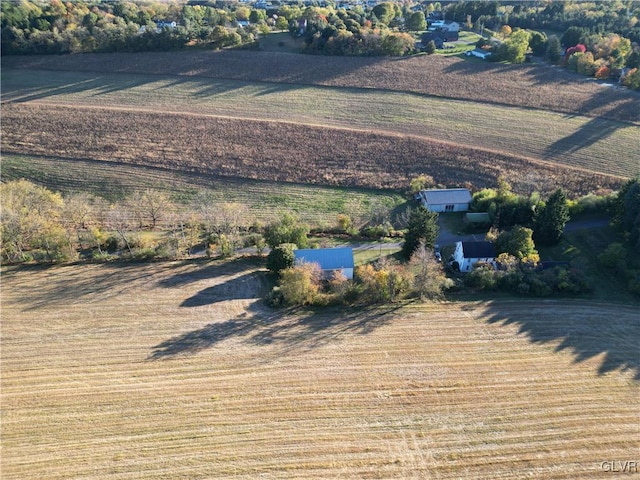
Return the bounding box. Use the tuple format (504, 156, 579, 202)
(443, 59, 640, 123)
(3, 73, 157, 103)
(158, 257, 260, 289)
(4, 261, 176, 311)
(180, 271, 265, 307)
(480, 300, 640, 380)
(543, 116, 626, 158)
(148, 303, 402, 360)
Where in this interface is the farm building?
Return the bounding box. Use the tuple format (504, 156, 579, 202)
(450, 241, 496, 272)
(417, 188, 472, 213)
(294, 247, 354, 280)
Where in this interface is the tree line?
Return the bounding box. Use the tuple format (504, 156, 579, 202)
(3, 0, 640, 72)
(0, 179, 405, 264)
(2, 177, 638, 299)
(1, 0, 266, 55)
(445, 1, 640, 45)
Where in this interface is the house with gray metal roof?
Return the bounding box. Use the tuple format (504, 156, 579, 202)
(417, 188, 472, 213)
(294, 247, 354, 279)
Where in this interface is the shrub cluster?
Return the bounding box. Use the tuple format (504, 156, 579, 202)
(465, 263, 591, 297)
(269, 245, 451, 307)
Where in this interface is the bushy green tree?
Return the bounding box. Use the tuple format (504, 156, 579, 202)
(534, 189, 570, 246)
(266, 243, 297, 275)
(371, 2, 397, 25)
(496, 225, 538, 262)
(529, 30, 547, 56)
(410, 174, 435, 194)
(406, 11, 426, 31)
(561, 26, 587, 48)
(401, 206, 438, 260)
(381, 32, 415, 56)
(621, 68, 640, 90)
(424, 39, 436, 54)
(494, 29, 530, 63)
(264, 214, 309, 249)
(598, 242, 626, 269)
(465, 262, 498, 290)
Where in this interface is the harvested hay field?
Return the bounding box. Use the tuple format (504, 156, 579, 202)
(2, 261, 638, 479)
(4, 50, 640, 123)
(0, 103, 624, 196)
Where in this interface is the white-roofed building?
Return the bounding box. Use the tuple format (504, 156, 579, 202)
(416, 188, 472, 213)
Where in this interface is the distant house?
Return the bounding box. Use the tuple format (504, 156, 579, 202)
(156, 21, 177, 30)
(441, 21, 460, 32)
(294, 247, 354, 280)
(450, 241, 496, 272)
(236, 20, 250, 28)
(465, 48, 493, 60)
(422, 30, 458, 45)
(417, 188, 472, 213)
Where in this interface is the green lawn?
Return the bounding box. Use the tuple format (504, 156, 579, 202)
(435, 31, 482, 56)
(259, 31, 302, 53)
(1, 154, 405, 228)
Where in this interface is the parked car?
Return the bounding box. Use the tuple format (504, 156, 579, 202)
(434, 244, 442, 262)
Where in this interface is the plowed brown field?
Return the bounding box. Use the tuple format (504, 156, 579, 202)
(0, 102, 625, 195)
(2, 50, 639, 196)
(2, 261, 638, 479)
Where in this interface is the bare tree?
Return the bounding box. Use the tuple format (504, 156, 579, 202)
(106, 205, 134, 255)
(410, 240, 449, 301)
(128, 189, 173, 230)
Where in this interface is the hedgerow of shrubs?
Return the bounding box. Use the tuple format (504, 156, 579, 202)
(465, 263, 591, 297)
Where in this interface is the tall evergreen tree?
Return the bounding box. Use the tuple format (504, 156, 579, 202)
(612, 177, 640, 248)
(401, 206, 438, 260)
(545, 35, 562, 63)
(534, 189, 570, 246)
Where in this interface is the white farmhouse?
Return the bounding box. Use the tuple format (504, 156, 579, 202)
(417, 188, 472, 213)
(451, 241, 496, 272)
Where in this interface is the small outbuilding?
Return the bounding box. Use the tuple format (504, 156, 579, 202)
(417, 188, 472, 213)
(450, 241, 496, 272)
(294, 247, 354, 280)
(465, 49, 493, 60)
